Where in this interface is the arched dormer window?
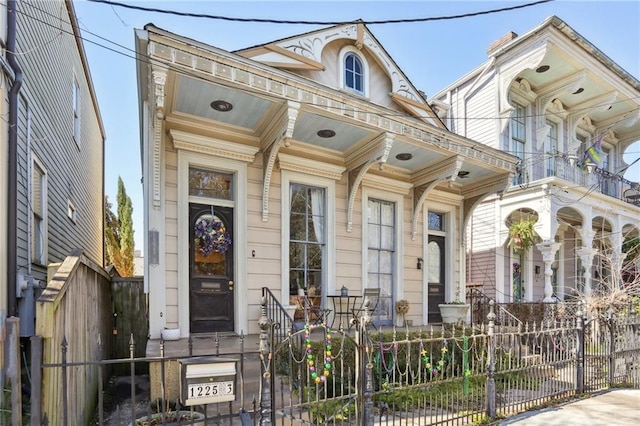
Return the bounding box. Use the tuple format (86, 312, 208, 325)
(339, 46, 368, 97)
(345, 53, 364, 94)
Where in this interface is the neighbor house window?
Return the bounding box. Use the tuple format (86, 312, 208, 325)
(73, 77, 81, 143)
(511, 103, 526, 185)
(67, 200, 77, 223)
(32, 159, 47, 264)
(344, 53, 364, 94)
(289, 184, 325, 299)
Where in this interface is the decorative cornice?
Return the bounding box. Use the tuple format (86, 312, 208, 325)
(535, 70, 587, 134)
(169, 129, 259, 162)
(278, 153, 345, 180)
(147, 39, 515, 174)
(152, 68, 167, 119)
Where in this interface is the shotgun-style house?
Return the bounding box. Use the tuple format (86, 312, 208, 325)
(135, 22, 518, 339)
(1, 0, 104, 336)
(432, 16, 640, 304)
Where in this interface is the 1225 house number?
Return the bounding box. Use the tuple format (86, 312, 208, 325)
(188, 381, 233, 399)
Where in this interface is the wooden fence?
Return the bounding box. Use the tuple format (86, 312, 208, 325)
(111, 276, 147, 374)
(35, 249, 112, 425)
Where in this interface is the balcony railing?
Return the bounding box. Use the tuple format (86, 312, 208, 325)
(518, 153, 639, 206)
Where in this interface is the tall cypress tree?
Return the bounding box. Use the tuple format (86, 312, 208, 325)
(116, 176, 134, 276)
(104, 195, 121, 269)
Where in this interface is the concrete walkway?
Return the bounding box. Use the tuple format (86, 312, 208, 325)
(499, 389, 640, 425)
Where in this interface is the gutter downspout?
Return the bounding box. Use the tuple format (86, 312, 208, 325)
(7, 0, 23, 317)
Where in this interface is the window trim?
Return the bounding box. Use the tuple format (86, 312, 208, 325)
(281, 171, 336, 305)
(339, 46, 369, 97)
(31, 154, 48, 265)
(361, 187, 403, 319)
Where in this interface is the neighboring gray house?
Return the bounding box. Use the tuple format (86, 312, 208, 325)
(432, 16, 640, 303)
(1, 0, 105, 338)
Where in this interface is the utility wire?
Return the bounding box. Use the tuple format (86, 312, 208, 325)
(87, 0, 554, 25)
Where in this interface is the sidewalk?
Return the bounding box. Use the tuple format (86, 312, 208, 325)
(499, 389, 640, 425)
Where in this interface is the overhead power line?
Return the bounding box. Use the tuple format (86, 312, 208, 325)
(87, 0, 554, 25)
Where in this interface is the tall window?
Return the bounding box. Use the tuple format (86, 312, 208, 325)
(289, 184, 325, 298)
(32, 159, 46, 264)
(511, 103, 527, 184)
(546, 121, 558, 177)
(367, 199, 394, 322)
(73, 78, 81, 142)
(344, 53, 364, 94)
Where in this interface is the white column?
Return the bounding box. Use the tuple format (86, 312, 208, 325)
(575, 247, 598, 296)
(537, 242, 561, 302)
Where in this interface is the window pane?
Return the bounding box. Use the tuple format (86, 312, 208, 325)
(381, 202, 394, 226)
(290, 213, 306, 240)
(308, 244, 322, 269)
(289, 242, 305, 268)
(368, 249, 379, 273)
(290, 186, 306, 213)
(427, 241, 441, 282)
(368, 199, 380, 223)
(33, 164, 43, 217)
(189, 168, 232, 199)
(428, 212, 443, 231)
(381, 226, 393, 250)
(368, 224, 380, 248)
(379, 251, 392, 273)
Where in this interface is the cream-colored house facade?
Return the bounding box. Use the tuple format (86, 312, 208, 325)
(432, 16, 640, 303)
(135, 23, 518, 338)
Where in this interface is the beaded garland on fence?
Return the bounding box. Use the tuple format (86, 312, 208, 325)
(304, 324, 333, 383)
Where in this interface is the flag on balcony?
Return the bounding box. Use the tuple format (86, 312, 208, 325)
(583, 135, 602, 165)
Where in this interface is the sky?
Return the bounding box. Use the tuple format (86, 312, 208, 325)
(71, 0, 640, 254)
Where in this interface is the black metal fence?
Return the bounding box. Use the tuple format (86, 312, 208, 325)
(30, 299, 640, 425)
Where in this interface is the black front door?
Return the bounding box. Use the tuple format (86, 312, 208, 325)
(189, 203, 234, 333)
(427, 235, 445, 323)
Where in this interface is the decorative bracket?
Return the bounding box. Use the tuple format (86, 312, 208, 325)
(151, 68, 167, 209)
(567, 91, 618, 153)
(346, 133, 394, 232)
(262, 101, 300, 221)
(410, 155, 463, 239)
(534, 70, 587, 149)
(461, 172, 513, 234)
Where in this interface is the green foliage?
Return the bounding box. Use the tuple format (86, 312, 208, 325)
(105, 177, 135, 276)
(508, 216, 540, 254)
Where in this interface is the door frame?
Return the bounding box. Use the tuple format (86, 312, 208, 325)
(423, 203, 456, 324)
(178, 150, 248, 335)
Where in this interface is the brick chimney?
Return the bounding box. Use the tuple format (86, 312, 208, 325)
(487, 31, 518, 55)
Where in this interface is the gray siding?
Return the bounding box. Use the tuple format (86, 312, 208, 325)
(15, 0, 104, 272)
(467, 201, 497, 291)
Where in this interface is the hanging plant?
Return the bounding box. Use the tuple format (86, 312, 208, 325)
(194, 216, 232, 256)
(508, 216, 540, 254)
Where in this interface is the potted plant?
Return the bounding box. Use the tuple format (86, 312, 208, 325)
(395, 299, 410, 326)
(438, 283, 469, 325)
(508, 216, 540, 254)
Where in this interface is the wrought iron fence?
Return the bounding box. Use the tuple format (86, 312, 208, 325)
(30, 299, 640, 425)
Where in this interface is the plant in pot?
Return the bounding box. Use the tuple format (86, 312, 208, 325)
(508, 216, 540, 254)
(395, 299, 410, 326)
(438, 283, 469, 325)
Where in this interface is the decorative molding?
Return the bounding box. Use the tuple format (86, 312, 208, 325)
(147, 40, 516, 174)
(151, 68, 168, 209)
(152, 114, 163, 209)
(346, 133, 394, 232)
(262, 101, 300, 221)
(567, 91, 619, 153)
(169, 129, 259, 162)
(498, 40, 549, 114)
(534, 70, 587, 136)
(362, 174, 412, 195)
(278, 153, 345, 180)
(152, 68, 167, 118)
(411, 156, 463, 239)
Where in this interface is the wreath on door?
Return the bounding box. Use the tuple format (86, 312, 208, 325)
(194, 216, 232, 255)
